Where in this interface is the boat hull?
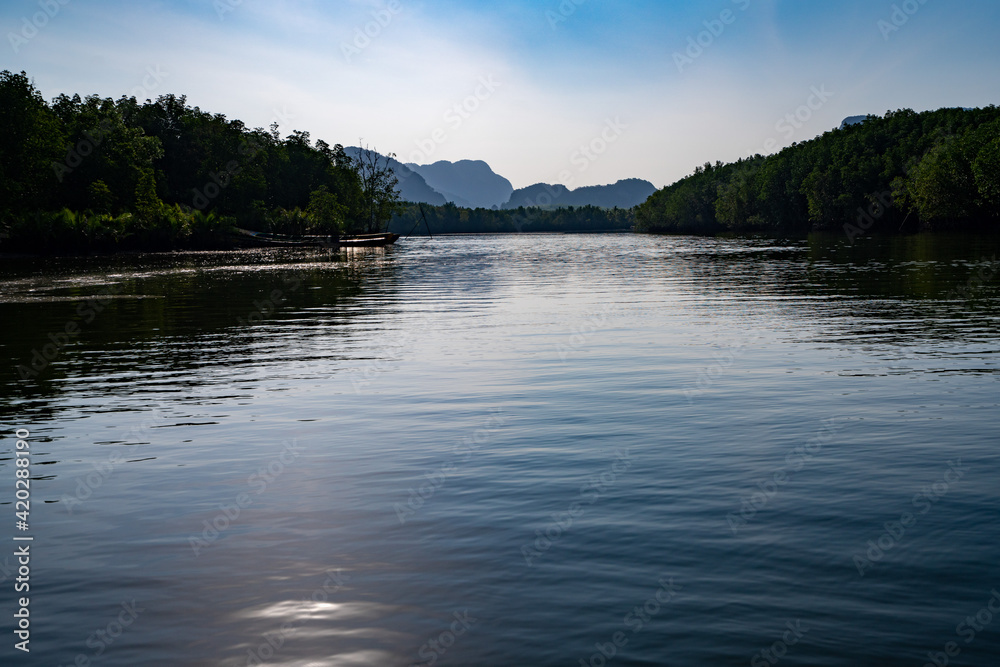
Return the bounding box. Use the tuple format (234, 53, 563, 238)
(339, 233, 400, 247)
(232, 229, 399, 249)
(233, 228, 339, 248)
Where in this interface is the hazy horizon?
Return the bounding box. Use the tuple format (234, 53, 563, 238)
(4, 0, 998, 190)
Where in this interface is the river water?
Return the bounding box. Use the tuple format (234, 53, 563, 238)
(1, 233, 999, 666)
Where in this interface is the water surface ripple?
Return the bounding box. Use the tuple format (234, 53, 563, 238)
(1, 234, 998, 666)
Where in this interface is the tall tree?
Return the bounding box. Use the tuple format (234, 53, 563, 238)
(0, 71, 66, 212)
(351, 145, 400, 234)
(307, 185, 346, 234)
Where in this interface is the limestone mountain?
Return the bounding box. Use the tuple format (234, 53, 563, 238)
(346, 148, 654, 210)
(343, 147, 446, 206)
(501, 178, 657, 210)
(404, 160, 514, 209)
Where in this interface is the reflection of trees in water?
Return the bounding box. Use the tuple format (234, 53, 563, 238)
(0, 250, 396, 409)
(667, 234, 1000, 349)
(675, 234, 999, 300)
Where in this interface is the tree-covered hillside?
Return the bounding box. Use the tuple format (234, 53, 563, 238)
(0, 70, 397, 252)
(636, 107, 1000, 237)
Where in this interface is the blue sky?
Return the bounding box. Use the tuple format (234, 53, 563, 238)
(4, 0, 999, 189)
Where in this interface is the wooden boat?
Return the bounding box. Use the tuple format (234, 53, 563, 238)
(234, 228, 399, 249)
(339, 233, 400, 247)
(234, 228, 339, 248)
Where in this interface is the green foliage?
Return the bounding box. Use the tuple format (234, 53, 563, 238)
(87, 180, 114, 213)
(906, 139, 976, 223)
(134, 169, 162, 218)
(637, 107, 1000, 235)
(0, 70, 375, 254)
(307, 186, 346, 234)
(351, 146, 401, 234)
(266, 208, 312, 236)
(638, 161, 732, 235)
(0, 205, 236, 253)
(0, 71, 66, 211)
(972, 136, 1000, 209)
(390, 203, 635, 235)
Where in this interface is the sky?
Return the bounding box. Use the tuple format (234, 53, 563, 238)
(4, 0, 1000, 190)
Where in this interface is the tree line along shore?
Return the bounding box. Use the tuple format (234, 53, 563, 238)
(1, 70, 397, 253)
(2, 69, 997, 255)
(635, 106, 1000, 238)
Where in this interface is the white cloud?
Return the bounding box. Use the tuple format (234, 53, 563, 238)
(6, 0, 998, 192)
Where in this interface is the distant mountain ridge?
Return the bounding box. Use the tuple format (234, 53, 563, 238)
(840, 115, 869, 129)
(404, 160, 513, 209)
(840, 109, 974, 131)
(501, 179, 658, 210)
(347, 148, 654, 210)
(343, 147, 446, 206)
